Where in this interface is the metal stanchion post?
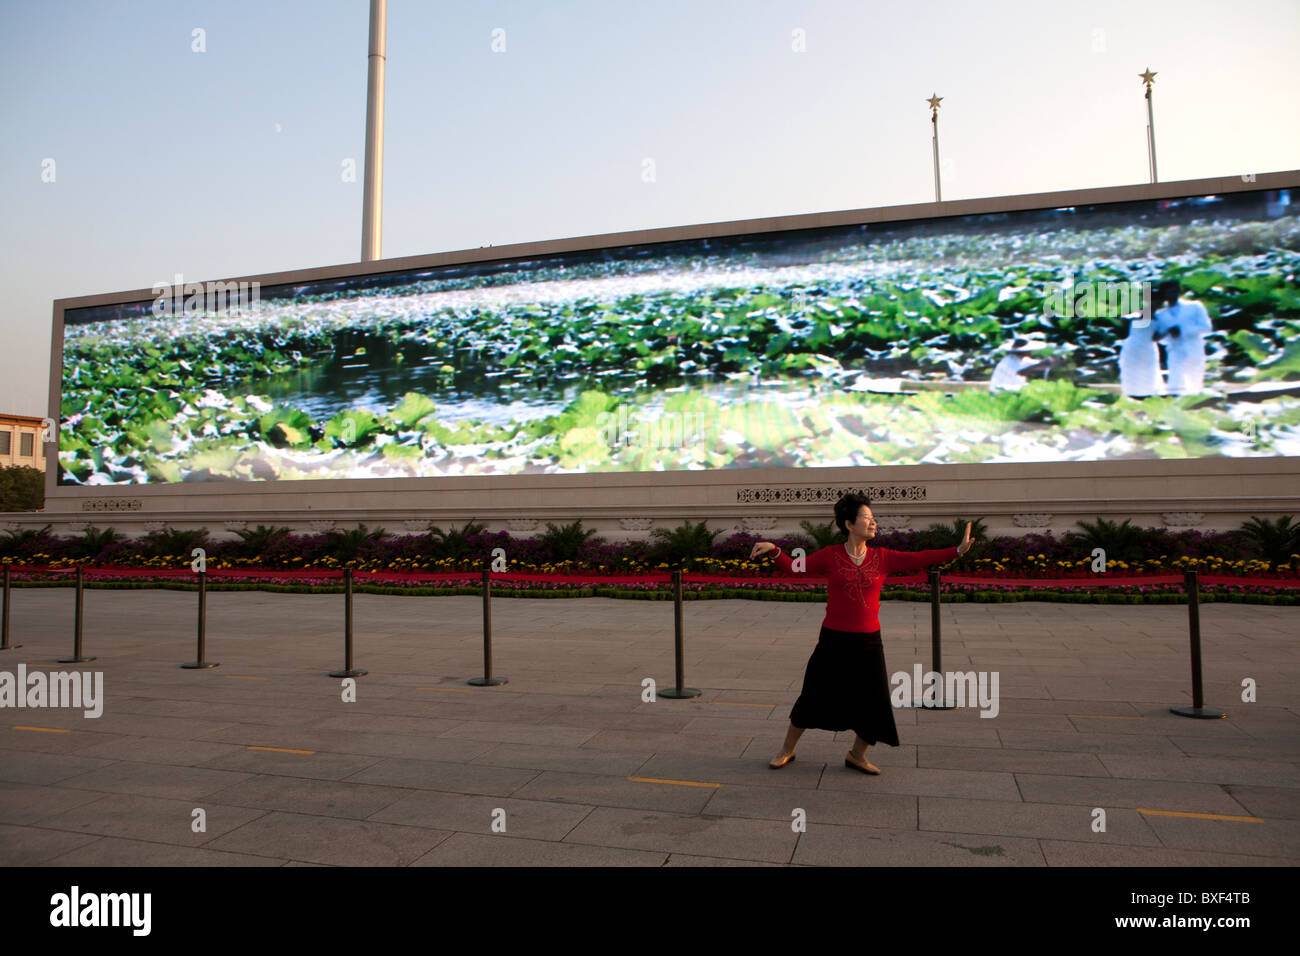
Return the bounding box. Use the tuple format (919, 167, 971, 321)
(659, 568, 700, 699)
(469, 564, 506, 686)
(329, 568, 367, 678)
(924, 568, 955, 709)
(1, 564, 20, 650)
(182, 570, 218, 669)
(1171, 569, 1225, 718)
(58, 565, 95, 663)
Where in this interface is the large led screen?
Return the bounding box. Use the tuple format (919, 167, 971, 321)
(58, 187, 1299, 485)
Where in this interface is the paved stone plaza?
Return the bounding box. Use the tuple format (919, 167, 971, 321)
(1, 587, 1297, 866)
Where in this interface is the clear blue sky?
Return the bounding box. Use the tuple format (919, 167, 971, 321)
(2, 0, 1297, 418)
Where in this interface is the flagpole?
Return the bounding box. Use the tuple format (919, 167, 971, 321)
(1140, 68, 1157, 184)
(928, 93, 943, 202)
(361, 0, 388, 262)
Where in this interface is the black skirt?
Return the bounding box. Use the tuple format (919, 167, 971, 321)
(789, 625, 900, 747)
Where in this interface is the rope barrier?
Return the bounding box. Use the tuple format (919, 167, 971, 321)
(0, 559, 1262, 723)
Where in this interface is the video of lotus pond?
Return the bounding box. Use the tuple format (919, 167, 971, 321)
(58, 187, 1298, 485)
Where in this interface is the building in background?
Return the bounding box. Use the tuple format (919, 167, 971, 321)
(0, 413, 47, 472)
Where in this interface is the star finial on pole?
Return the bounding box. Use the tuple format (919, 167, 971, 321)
(1139, 68, 1156, 88)
(927, 93, 943, 114)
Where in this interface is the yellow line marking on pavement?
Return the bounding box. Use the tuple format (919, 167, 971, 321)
(709, 701, 770, 708)
(223, 675, 269, 681)
(13, 725, 70, 733)
(628, 776, 721, 789)
(1068, 714, 1145, 719)
(247, 746, 316, 755)
(1137, 808, 1263, 823)
(418, 687, 472, 693)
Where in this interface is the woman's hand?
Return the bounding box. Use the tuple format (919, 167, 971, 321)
(956, 523, 973, 556)
(750, 542, 777, 559)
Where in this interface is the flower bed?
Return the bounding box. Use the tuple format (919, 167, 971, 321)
(3, 563, 1297, 605)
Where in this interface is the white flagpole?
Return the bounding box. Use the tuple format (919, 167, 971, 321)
(361, 0, 388, 262)
(1140, 68, 1158, 184)
(928, 93, 943, 202)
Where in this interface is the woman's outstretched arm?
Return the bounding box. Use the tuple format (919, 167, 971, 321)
(881, 546, 961, 575)
(750, 541, 827, 574)
(881, 523, 973, 574)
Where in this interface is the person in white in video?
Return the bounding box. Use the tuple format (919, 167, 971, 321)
(1153, 280, 1213, 395)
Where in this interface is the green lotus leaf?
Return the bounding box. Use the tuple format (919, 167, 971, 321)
(388, 392, 438, 428)
(258, 407, 314, 448)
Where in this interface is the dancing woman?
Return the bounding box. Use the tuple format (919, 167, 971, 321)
(749, 493, 972, 774)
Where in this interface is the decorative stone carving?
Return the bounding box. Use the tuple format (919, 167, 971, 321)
(741, 517, 777, 532)
(403, 519, 432, 532)
(875, 515, 912, 531)
(307, 519, 336, 533)
(505, 519, 539, 533)
(618, 518, 654, 532)
(736, 485, 926, 503)
(1012, 514, 1053, 528)
(81, 498, 143, 512)
(223, 520, 248, 532)
(1161, 512, 1205, 528)
(143, 521, 167, 533)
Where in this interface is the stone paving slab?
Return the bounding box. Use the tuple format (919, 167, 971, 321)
(54, 760, 258, 802)
(369, 788, 594, 839)
(0, 783, 108, 826)
(468, 742, 655, 776)
(560, 806, 797, 863)
(1096, 754, 1300, 787)
(202, 775, 406, 820)
(203, 811, 454, 866)
(1013, 773, 1259, 814)
(819, 766, 1025, 801)
(0, 823, 101, 866)
(409, 831, 668, 866)
(35, 791, 269, 846)
(40, 836, 288, 867)
(918, 795, 1163, 845)
(1219, 784, 1300, 819)
(791, 823, 1048, 866)
(0, 748, 119, 786)
(661, 852, 786, 866)
(543, 711, 693, 732)
(632, 752, 825, 791)
(511, 770, 717, 814)
(577, 728, 753, 757)
(345, 756, 540, 795)
(1037, 840, 1293, 867)
(1134, 813, 1300, 858)
(68, 735, 248, 767)
(1, 592, 1296, 866)
(994, 730, 1189, 754)
(703, 782, 919, 829)
(194, 722, 498, 762)
(198, 748, 386, 782)
(917, 745, 1111, 776)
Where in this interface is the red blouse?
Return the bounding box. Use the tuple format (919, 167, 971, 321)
(771, 543, 960, 633)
